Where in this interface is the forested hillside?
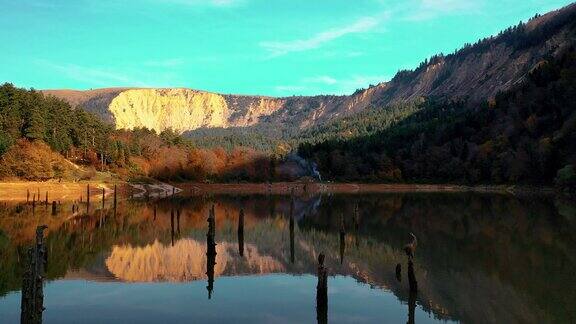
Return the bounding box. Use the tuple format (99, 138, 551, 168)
(0, 84, 278, 182)
(299, 46, 576, 187)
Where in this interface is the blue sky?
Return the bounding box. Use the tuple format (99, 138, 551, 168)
(0, 0, 573, 96)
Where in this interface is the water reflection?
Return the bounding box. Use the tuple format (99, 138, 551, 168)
(0, 192, 575, 323)
(316, 253, 328, 324)
(206, 205, 216, 299)
(238, 209, 244, 257)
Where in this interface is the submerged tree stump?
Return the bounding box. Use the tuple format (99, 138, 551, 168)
(408, 260, 418, 293)
(86, 184, 90, 214)
(206, 208, 217, 299)
(21, 225, 48, 324)
(238, 209, 244, 257)
(316, 253, 328, 324)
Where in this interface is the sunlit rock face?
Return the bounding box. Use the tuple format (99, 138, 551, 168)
(109, 89, 228, 133)
(105, 239, 283, 282)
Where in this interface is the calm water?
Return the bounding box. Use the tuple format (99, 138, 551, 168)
(1, 192, 575, 323)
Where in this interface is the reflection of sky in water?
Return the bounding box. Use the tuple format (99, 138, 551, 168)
(0, 275, 446, 324)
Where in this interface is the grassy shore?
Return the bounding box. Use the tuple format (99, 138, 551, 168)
(0, 181, 125, 202)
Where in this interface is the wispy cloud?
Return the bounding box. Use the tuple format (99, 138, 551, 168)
(304, 75, 338, 85)
(274, 85, 306, 92)
(260, 13, 389, 57)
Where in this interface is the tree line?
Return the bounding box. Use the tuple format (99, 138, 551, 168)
(0, 84, 280, 182)
(298, 46, 576, 189)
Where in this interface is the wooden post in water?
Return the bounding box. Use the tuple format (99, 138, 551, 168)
(86, 184, 90, 214)
(408, 260, 418, 293)
(407, 289, 416, 324)
(316, 253, 328, 324)
(238, 209, 244, 257)
(32, 194, 36, 214)
(51, 201, 57, 216)
(45, 192, 48, 207)
(206, 209, 217, 299)
(20, 225, 47, 324)
(27, 189, 30, 204)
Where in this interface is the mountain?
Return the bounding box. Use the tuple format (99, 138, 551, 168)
(299, 35, 576, 184)
(43, 3, 576, 134)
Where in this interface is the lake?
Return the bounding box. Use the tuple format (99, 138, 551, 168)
(1, 191, 575, 323)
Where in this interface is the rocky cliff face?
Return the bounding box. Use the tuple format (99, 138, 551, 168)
(43, 4, 576, 133)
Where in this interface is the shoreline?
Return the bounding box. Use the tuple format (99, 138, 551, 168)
(0, 181, 555, 201)
(175, 182, 556, 196)
(0, 181, 122, 202)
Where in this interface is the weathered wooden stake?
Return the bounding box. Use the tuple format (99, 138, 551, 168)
(20, 225, 47, 324)
(395, 263, 402, 282)
(27, 189, 30, 203)
(238, 209, 244, 257)
(45, 192, 48, 207)
(316, 253, 328, 324)
(408, 289, 416, 324)
(51, 201, 57, 216)
(86, 184, 90, 214)
(408, 260, 418, 293)
(206, 211, 217, 299)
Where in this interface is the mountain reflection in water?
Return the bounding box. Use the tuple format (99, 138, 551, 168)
(0, 192, 575, 323)
(105, 239, 284, 282)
